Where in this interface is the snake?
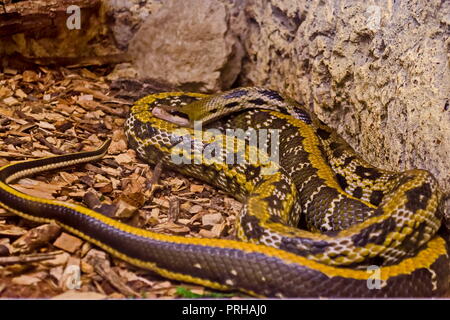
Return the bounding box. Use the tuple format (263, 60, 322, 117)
(0, 87, 448, 297)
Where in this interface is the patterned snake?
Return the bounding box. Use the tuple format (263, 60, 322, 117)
(0, 87, 448, 297)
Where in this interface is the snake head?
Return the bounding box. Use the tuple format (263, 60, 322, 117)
(152, 106, 191, 127)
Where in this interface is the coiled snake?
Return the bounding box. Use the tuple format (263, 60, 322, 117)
(0, 87, 448, 297)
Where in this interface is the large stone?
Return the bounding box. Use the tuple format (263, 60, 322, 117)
(241, 0, 450, 202)
(128, 0, 245, 92)
(105, 0, 161, 50)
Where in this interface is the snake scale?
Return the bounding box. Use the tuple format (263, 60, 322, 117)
(0, 87, 448, 297)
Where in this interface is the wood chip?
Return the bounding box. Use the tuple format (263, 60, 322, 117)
(211, 222, 228, 238)
(49, 266, 64, 283)
(13, 178, 62, 199)
(11, 224, 61, 254)
(22, 70, 39, 82)
(3, 96, 19, 106)
(189, 204, 203, 214)
(98, 182, 113, 193)
(0, 223, 27, 237)
(153, 222, 190, 235)
(119, 190, 146, 208)
(168, 177, 186, 192)
(84, 163, 107, 175)
(176, 218, 191, 225)
(180, 201, 192, 212)
(113, 199, 138, 219)
(78, 94, 94, 101)
(0, 251, 63, 266)
(102, 166, 121, 177)
(53, 233, 83, 253)
(224, 197, 243, 213)
(190, 184, 205, 193)
(189, 211, 206, 224)
(40, 252, 70, 268)
(59, 171, 78, 185)
(168, 196, 180, 221)
(84, 249, 138, 297)
(12, 274, 43, 286)
(113, 151, 134, 164)
(198, 229, 218, 238)
(80, 260, 94, 274)
(82, 191, 104, 210)
(55, 121, 73, 132)
(38, 121, 56, 130)
(83, 249, 109, 270)
(153, 198, 169, 209)
(109, 138, 127, 154)
(15, 89, 27, 99)
(201, 213, 223, 226)
(80, 242, 92, 257)
(0, 86, 12, 98)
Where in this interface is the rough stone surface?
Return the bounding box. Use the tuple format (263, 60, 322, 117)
(106, 0, 162, 50)
(240, 0, 450, 203)
(128, 0, 245, 92)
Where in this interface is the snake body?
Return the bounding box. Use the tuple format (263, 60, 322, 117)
(0, 87, 448, 297)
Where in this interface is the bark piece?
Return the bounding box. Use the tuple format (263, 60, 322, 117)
(53, 233, 83, 254)
(0, 223, 27, 237)
(201, 213, 223, 226)
(11, 224, 61, 254)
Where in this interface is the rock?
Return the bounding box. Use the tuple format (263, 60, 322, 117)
(106, 0, 161, 50)
(240, 0, 450, 207)
(128, 0, 245, 92)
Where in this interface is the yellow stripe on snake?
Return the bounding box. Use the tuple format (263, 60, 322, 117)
(0, 87, 448, 297)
